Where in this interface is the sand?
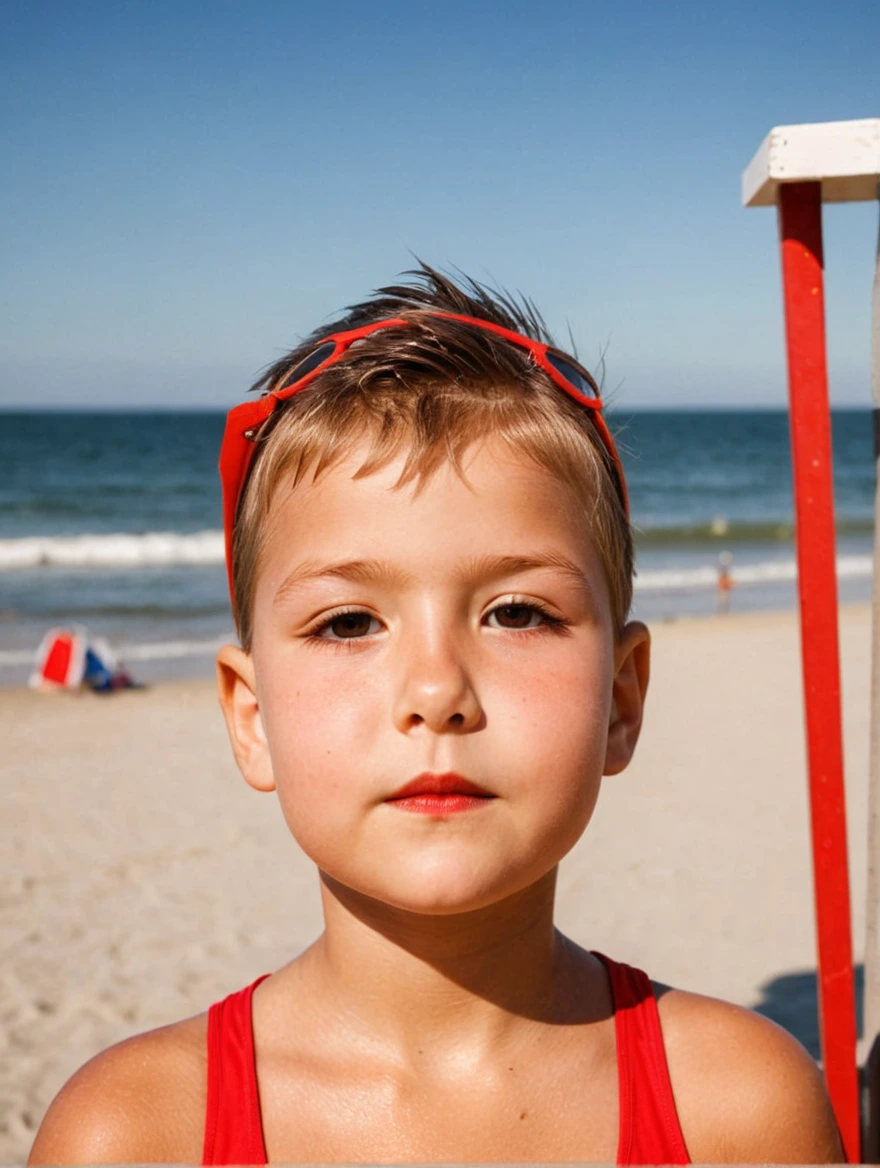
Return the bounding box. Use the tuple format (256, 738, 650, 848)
(0, 605, 873, 1162)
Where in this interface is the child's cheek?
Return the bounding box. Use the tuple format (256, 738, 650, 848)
(259, 654, 385, 836)
(483, 637, 613, 786)
(493, 627, 612, 716)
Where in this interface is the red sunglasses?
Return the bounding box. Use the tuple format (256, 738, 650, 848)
(219, 312, 628, 602)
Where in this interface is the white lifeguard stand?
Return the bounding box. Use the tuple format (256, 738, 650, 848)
(743, 118, 880, 1162)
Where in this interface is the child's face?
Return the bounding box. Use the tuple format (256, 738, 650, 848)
(218, 437, 648, 915)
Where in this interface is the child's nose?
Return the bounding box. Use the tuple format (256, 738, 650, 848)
(391, 635, 483, 734)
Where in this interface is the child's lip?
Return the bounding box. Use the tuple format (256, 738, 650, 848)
(387, 772, 494, 800)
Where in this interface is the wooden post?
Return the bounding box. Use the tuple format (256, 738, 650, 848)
(778, 180, 861, 1162)
(864, 187, 880, 1163)
(746, 117, 880, 1162)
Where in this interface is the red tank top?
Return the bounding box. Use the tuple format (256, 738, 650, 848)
(202, 954, 690, 1165)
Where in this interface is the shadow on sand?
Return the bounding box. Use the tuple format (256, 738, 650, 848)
(751, 964, 864, 1060)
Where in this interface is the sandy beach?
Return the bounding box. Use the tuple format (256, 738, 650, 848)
(1, 604, 872, 1162)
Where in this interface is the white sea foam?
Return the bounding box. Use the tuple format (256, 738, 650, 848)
(0, 531, 225, 570)
(635, 555, 872, 592)
(122, 637, 230, 661)
(0, 649, 44, 667)
(0, 637, 230, 669)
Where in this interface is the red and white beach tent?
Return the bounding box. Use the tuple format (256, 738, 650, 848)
(29, 627, 88, 690)
(743, 117, 880, 1163)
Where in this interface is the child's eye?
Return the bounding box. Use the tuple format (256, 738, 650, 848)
(485, 602, 563, 631)
(312, 611, 382, 640)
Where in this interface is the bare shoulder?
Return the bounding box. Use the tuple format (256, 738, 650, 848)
(28, 1012, 207, 1165)
(656, 986, 844, 1163)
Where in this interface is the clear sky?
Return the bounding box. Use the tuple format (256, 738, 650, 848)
(1, 0, 878, 409)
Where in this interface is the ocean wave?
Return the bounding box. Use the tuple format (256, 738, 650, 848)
(0, 531, 225, 570)
(636, 555, 872, 592)
(0, 636, 229, 669)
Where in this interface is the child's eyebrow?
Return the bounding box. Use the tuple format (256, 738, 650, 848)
(456, 553, 594, 594)
(274, 552, 593, 606)
(274, 559, 415, 604)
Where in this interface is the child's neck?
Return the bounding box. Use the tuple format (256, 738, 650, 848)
(296, 868, 598, 1061)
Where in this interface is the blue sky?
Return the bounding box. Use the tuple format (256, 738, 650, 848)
(1, 0, 878, 409)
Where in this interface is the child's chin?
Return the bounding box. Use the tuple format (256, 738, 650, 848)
(319, 845, 546, 916)
(364, 864, 527, 916)
(387, 888, 503, 916)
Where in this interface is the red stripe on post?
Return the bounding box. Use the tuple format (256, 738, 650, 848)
(778, 181, 860, 1161)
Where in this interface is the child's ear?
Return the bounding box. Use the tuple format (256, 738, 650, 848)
(604, 621, 650, 776)
(216, 644, 276, 792)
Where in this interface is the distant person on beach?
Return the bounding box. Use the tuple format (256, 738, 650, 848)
(717, 550, 736, 614)
(29, 265, 843, 1165)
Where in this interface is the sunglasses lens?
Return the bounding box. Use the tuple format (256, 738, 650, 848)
(280, 341, 337, 390)
(545, 351, 598, 400)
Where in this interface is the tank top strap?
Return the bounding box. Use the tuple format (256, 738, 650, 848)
(593, 952, 690, 1166)
(203, 975, 270, 1166)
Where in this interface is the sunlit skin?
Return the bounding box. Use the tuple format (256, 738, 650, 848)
(27, 437, 845, 1165)
(226, 438, 645, 919)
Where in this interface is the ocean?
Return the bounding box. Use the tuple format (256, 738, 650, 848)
(0, 409, 875, 685)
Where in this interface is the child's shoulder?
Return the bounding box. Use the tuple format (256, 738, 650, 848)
(28, 1012, 207, 1166)
(656, 984, 844, 1163)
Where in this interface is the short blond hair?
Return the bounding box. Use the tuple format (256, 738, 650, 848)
(231, 274, 632, 650)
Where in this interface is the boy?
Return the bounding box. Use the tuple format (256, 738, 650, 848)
(30, 265, 843, 1164)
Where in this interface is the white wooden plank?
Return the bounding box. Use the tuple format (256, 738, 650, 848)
(742, 118, 880, 207)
